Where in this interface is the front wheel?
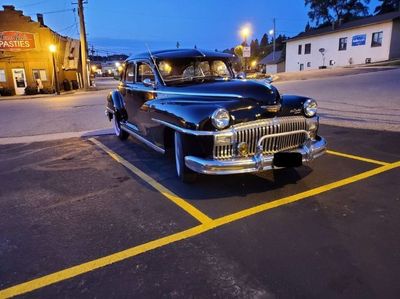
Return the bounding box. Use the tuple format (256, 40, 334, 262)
(113, 114, 129, 140)
(174, 131, 197, 183)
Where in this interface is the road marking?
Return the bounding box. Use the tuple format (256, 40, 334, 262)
(1, 160, 399, 298)
(88, 138, 212, 224)
(327, 150, 389, 166)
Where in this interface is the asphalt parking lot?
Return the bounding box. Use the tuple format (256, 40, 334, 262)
(0, 125, 399, 298)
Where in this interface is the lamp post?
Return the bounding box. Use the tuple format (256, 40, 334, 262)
(49, 44, 60, 95)
(240, 26, 251, 73)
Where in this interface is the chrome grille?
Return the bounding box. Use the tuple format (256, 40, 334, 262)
(213, 116, 308, 159)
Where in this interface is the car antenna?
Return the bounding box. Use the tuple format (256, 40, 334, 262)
(146, 43, 165, 86)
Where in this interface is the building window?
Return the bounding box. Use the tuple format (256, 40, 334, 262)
(305, 43, 311, 54)
(371, 31, 383, 47)
(339, 37, 347, 51)
(32, 69, 47, 81)
(298, 44, 302, 55)
(0, 69, 6, 82)
(307, 62, 311, 67)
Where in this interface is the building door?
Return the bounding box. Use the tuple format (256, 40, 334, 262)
(299, 64, 304, 71)
(12, 68, 27, 95)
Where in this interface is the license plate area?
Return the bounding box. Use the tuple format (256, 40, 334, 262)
(273, 152, 303, 167)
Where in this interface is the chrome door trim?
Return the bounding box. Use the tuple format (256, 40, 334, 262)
(120, 123, 165, 154)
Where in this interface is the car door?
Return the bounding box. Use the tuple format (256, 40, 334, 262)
(130, 60, 158, 139)
(120, 62, 140, 129)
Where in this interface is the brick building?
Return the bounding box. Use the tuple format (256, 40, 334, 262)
(0, 5, 82, 95)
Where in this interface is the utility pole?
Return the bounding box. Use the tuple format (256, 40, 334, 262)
(272, 17, 276, 61)
(78, 0, 89, 90)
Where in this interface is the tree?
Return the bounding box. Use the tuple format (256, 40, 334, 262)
(260, 33, 269, 48)
(176, 41, 180, 49)
(374, 0, 400, 14)
(305, 0, 370, 25)
(305, 21, 311, 31)
(250, 39, 260, 58)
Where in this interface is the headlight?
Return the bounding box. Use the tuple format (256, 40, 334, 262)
(211, 108, 230, 129)
(303, 98, 318, 117)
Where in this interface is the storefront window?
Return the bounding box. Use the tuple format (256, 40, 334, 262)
(0, 69, 6, 82)
(32, 69, 47, 81)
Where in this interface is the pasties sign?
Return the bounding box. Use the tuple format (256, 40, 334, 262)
(0, 31, 36, 51)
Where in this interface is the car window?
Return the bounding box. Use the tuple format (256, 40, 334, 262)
(211, 60, 230, 77)
(125, 63, 135, 83)
(137, 63, 155, 83)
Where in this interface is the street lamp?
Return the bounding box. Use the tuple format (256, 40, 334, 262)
(240, 26, 251, 44)
(240, 25, 251, 73)
(49, 44, 60, 95)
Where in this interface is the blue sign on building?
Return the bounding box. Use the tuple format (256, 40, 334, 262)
(352, 34, 366, 46)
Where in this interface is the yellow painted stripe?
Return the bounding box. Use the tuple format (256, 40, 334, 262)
(327, 150, 389, 166)
(88, 138, 212, 224)
(1, 160, 399, 298)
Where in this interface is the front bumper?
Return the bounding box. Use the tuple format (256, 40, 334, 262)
(184, 136, 327, 175)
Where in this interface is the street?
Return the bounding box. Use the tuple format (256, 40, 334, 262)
(1, 69, 399, 145)
(275, 68, 400, 132)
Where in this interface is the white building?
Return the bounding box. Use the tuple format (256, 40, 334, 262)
(259, 50, 285, 74)
(285, 11, 400, 72)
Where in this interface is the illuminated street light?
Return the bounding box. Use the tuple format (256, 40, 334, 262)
(240, 25, 252, 74)
(91, 65, 97, 72)
(49, 44, 60, 95)
(240, 26, 251, 43)
(251, 60, 257, 68)
(115, 62, 121, 67)
(268, 29, 274, 36)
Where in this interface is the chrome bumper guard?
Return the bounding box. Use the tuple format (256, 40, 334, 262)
(185, 135, 327, 175)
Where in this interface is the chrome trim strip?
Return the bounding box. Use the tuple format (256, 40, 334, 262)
(260, 103, 282, 113)
(152, 119, 228, 136)
(184, 136, 327, 175)
(120, 123, 165, 154)
(147, 90, 243, 98)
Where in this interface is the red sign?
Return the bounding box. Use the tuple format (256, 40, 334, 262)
(0, 31, 36, 51)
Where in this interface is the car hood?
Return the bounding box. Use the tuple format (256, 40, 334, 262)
(164, 79, 280, 105)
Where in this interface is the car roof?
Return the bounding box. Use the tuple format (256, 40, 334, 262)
(127, 48, 235, 61)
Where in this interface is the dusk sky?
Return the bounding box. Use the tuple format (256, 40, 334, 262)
(3, 0, 380, 55)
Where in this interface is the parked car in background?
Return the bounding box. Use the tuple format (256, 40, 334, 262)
(105, 49, 326, 182)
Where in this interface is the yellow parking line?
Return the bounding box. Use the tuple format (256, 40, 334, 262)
(327, 150, 389, 166)
(1, 160, 399, 298)
(88, 138, 212, 224)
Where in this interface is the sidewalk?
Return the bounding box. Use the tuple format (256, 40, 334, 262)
(0, 87, 101, 101)
(272, 65, 399, 82)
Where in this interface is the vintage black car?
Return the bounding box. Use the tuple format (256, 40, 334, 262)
(105, 49, 326, 182)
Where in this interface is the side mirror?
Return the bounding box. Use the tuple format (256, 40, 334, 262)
(236, 72, 246, 79)
(143, 78, 157, 89)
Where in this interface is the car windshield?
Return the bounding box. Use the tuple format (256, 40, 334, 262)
(157, 58, 233, 84)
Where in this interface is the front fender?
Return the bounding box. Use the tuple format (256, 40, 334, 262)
(149, 98, 234, 131)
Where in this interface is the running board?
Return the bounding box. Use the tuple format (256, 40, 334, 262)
(120, 123, 165, 154)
